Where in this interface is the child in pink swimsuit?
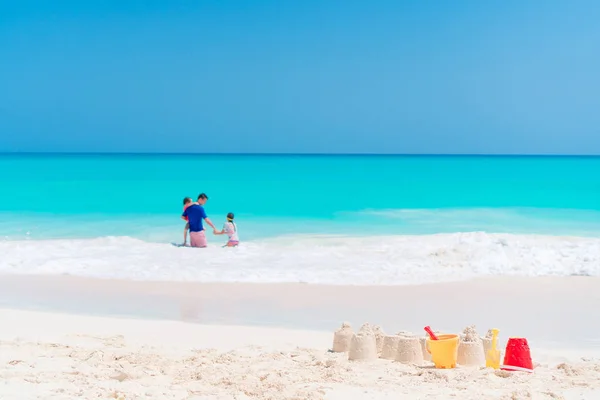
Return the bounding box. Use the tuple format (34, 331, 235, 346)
(181, 197, 194, 246)
(214, 212, 239, 247)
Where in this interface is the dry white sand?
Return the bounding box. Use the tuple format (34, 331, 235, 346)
(1, 309, 600, 400)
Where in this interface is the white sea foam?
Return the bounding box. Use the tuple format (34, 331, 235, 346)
(0, 232, 599, 285)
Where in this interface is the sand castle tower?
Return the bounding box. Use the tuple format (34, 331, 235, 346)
(482, 329, 494, 353)
(381, 331, 414, 360)
(482, 328, 505, 358)
(348, 323, 378, 361)
(395, 335, 424, 365)
(381, 335, 399, 360)
(332, 322, 354, 353)
(373, 325, 386, 356)
(457, 325, 485, 366)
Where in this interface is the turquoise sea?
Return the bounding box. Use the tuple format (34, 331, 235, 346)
(1, 153, 600, 241)
(2, 153, 600, 284)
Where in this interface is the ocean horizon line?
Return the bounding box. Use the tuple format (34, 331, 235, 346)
(1, 151, 599, 158)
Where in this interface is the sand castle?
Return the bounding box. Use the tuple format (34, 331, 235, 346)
(348, 323, 378, 361)
(373, 325, 385, 356)
(482, 328, 494, 353)
(332, 322, 354, 353)
(380, 331, 415, 360)
(334, 323, 489, 367)
(395, 335, 424, 365)
(419, 337, 430, 361)
(380, 335, 399, 360)
(334, 323, 432, 364)
(457, 325, 485, 366)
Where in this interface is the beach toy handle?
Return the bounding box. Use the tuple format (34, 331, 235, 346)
(486, 328, 501, 369)
(424, 326, 438, 340)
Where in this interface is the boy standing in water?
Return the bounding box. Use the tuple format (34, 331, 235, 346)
(181, 197, 194, 246)
(213, 212, 239, 247)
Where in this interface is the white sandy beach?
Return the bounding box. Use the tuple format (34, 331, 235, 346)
(1, 277, 600, 399)
(1, 308, 600, 400)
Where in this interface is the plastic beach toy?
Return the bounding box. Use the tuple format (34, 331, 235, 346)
(485, 328, 501, 369)
(427, 334, 459, 369)
(501, 337, 534, 372)
(424, 326, 439, 340)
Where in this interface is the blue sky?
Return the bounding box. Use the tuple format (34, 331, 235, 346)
(1, 0, 599, 154)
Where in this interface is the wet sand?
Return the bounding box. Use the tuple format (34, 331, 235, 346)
(0, 274, 599, 348)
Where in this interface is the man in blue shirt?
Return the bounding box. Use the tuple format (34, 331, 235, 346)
(182, 193, 216, 248)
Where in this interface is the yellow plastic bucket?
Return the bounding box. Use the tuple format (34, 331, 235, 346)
(427, 334, 459, 369)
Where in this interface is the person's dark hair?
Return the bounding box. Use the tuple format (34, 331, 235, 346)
(183, 197, 193, 205)
(197, 193, 208, 200)
(227, 212, 234, 220)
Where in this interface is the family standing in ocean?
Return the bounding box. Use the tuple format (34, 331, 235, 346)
(181, 193, 239, 248)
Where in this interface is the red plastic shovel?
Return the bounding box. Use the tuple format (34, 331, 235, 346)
(424, 326, 439, 340)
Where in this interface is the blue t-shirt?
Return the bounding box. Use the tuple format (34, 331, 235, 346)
(182, 204, 207, 232)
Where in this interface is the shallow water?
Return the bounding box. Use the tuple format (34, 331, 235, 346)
(1, 233, 599, 284)
(1, 154, 600, 283)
